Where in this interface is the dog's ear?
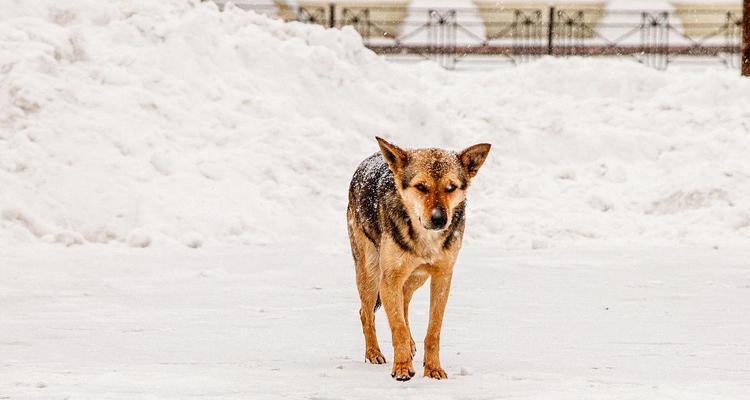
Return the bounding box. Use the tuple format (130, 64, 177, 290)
(459, 143, 491, 178)
(376, 136, 409, 173)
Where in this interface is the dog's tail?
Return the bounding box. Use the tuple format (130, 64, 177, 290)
(374, 293, 381, 312)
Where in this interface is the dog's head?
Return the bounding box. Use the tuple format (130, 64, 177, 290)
(376, 137, 491, 231)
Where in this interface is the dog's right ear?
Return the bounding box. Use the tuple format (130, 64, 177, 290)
(459, 143, 491, 179)
(376, 136, 408, 173)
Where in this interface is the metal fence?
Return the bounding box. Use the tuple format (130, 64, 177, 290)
(219, 2, 744, 70)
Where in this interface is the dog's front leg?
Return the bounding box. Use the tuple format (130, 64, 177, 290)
(423, 268, 453, 379)
(379, 258, 415, 381)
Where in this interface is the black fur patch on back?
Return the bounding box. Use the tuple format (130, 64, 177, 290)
(348, 152, 415, 254)
(348, 153, 388, 246)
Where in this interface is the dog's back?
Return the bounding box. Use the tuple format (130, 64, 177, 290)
(347, 152, 399, 248)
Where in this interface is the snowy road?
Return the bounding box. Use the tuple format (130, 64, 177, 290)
(1, 245, 749, 399)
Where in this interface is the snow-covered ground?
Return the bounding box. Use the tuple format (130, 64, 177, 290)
(2, 245, 750, 399)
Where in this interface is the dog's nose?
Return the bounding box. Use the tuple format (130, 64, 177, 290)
(430, 208, 447, 229)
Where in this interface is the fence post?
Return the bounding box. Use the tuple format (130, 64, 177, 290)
(329, 3, 336, 28)
(547, 6, 555, 55)
(743, 0, 749, 76)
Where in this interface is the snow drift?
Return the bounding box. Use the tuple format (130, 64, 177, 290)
(1, 0, 749, 249)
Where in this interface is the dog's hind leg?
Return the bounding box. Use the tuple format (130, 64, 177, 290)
(351, 227, 385, 364)
(403, 271, 429, 358)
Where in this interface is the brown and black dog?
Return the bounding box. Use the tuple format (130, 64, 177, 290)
(347, 137, 491, 381)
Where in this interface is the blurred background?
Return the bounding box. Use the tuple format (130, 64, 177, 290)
(218, 0, 746, 70)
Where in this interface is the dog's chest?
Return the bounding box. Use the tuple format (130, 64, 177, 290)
(413, 231, 446, 263)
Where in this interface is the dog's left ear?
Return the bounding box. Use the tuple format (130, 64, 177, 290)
(376, 136, 409, 173)
(459, 143, 491, 178)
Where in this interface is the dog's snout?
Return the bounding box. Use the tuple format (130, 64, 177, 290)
(430, 208, 447, 229)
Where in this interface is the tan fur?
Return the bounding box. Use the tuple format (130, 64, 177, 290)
(347, 137, 490, 381)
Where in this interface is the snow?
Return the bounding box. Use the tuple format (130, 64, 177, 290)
(2, 245, 750, 398)
(2, 0, 750, 250)
(2, 1, 750, 398)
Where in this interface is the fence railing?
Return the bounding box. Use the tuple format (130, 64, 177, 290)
(218, 2, 744, 70)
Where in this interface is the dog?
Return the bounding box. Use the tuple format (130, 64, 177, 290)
(347, 137, 491, 381)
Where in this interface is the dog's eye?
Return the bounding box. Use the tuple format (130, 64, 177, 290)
(414, 183, 428, 193)
(445, 184, 457, 193)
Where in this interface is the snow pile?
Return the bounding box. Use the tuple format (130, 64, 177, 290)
(1, 0, 749, 249)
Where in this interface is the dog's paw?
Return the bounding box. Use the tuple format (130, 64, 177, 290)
(424, 365, 448, 380)
(391, 362, 415, 381)
(365, 348, 386, 364)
